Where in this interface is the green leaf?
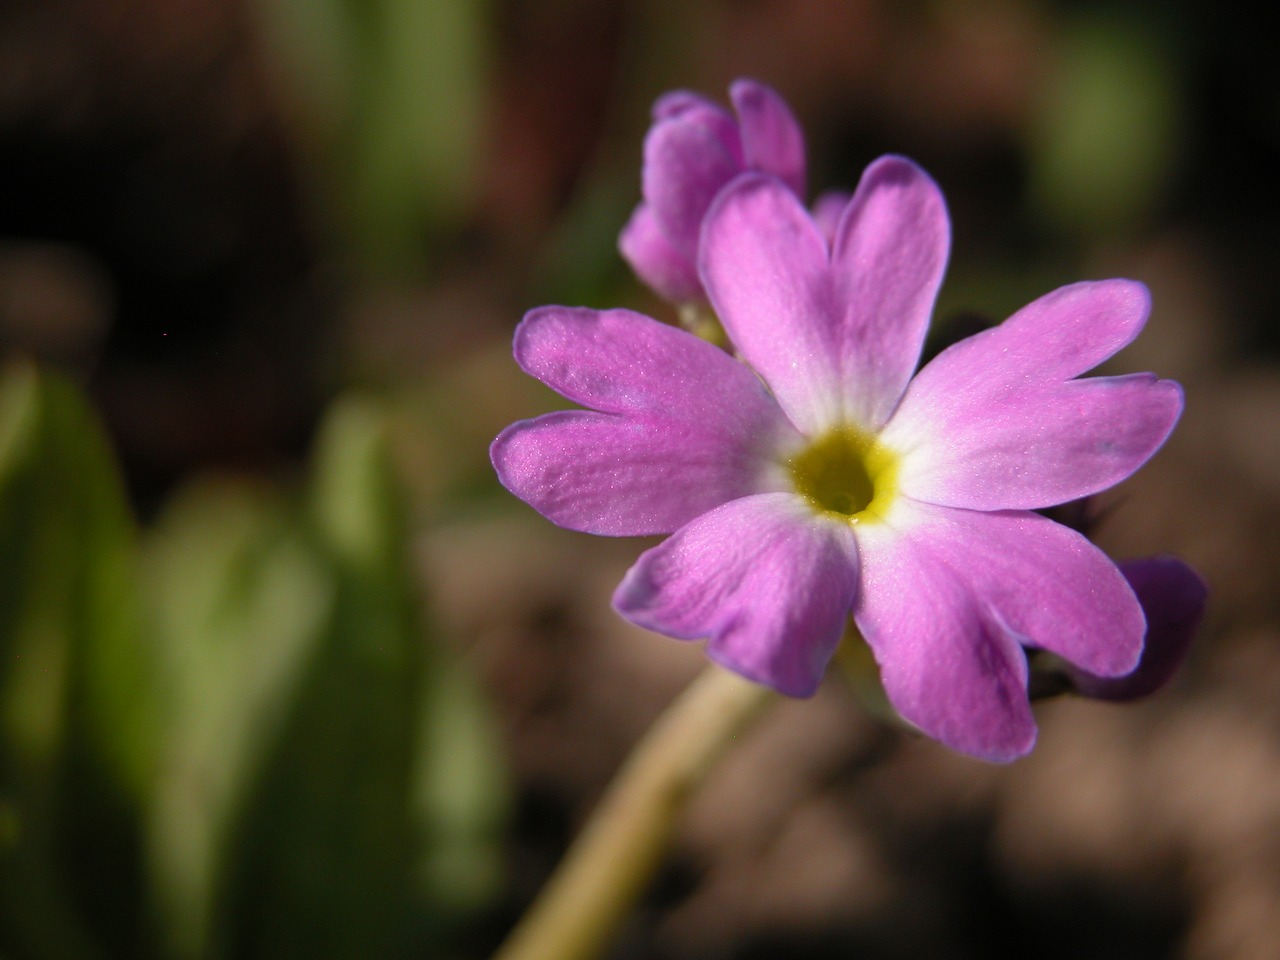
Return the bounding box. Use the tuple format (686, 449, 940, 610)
(0, 362, 154, 959)
(143, 478, 331, 959)
(248, 0, 490, 270)
(142, 393, 509, 959)
(1028, 12, 1183, 237)
(214, 394, 507, 958)
(413, 640, 508, 915)
(350, 0, 488, 262)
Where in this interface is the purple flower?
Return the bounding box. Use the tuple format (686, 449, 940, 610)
(1066, 556, 1207, 701)
(619, 79, 805, 305)
(493, 156, 1183, 762)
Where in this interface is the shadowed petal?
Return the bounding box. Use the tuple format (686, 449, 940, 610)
(491, 410, 787, 536)
(854, 513, 1036, 762)
(619, 203, 703, 304)
(700, 174, 843, 433)
(1068, 556, 1207, 700)
(811, 190, 851, 246)
(730, 79, 806, 196)
(643, 101, 743, 260)
(614, 493, 860, 696)
(883, 281, 1183, 510)
(830, 156, 950, 429)
(652, 89, 713, 121)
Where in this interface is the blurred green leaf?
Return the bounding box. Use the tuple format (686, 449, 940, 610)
(143, 478, 331, 959)
(0, 362, 154, 959)
(250, 0, 359, 145)
(0, 378, 510, 959)
(1028, 11, 1183, 237)
(351, 0, 489, 264)
(532, 169, 637, 309)
(201, 394, 508, 959)
(413, 638, 508, 915)
(310, 394, 402, 575)
(250, 0, 490, 271)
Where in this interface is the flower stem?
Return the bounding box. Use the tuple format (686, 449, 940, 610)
(491, 664, 777, 960)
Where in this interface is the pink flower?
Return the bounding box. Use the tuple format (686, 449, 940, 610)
(619, 79, 805, 304)
(493, 156, 1183, 762)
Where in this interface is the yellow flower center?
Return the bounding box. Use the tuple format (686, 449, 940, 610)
(787, 425, 898, 523)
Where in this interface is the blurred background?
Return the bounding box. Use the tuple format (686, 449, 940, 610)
(0, 0, 1276, 958)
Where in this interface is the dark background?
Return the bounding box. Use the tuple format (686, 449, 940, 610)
(2, 1, 1277, 958)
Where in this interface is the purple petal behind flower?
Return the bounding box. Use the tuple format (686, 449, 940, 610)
(652, 89, 712, 121)
(730, 79, 806, 197)
(642, 101, 744, 262)
(618, 204, 704, 305)
(811, 190, 852, 246)
(622, 79, 809, 305)
(1068, 556, 1207, 701)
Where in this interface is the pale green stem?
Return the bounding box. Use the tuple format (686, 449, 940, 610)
(491, 664, 777, 960)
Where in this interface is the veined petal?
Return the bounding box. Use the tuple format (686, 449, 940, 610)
(619, 203, 704, 304)
(512, 306, 787, 426)
(498, 307, 799, 535)
(700, 174, 843, 433)
(853, 511, 1036, 762)
(491, 410, 787, 536)
(883, 281, 1183, 510)
(830, 156, 951, 429)
(643, 101, 743, 259)
(730, 79, 806, 197)
(614, 493, 860, 696)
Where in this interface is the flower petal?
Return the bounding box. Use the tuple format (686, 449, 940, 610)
(701, 161, 950, 435)
(829, 156, 951, 429)
(511, 306, 783, 420)
(730, 79, 806, 197)
(491, 410, 787, 536)
(1067, 556, 1207, 701)
(614, 493, 860, 696)
(652, 89, 712, 121)
(881, 502, 1145, 675)
(922, 279, 1153, 384)
(854, 499, 1147, 760)
(494, 307, 798, 535)
(853, 513, 1036, 762)
(619, 203, 704, 304)
(700, 174, 843, 433)
(643, 100, 743, 260)
(883, 281, 1184, 510)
